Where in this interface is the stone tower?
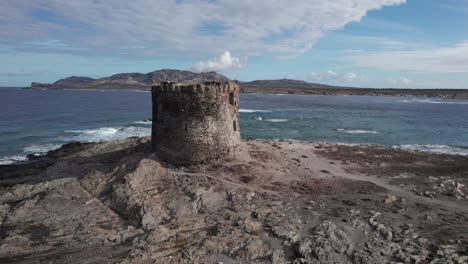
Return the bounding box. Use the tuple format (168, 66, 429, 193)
(151, 81, 241, 165)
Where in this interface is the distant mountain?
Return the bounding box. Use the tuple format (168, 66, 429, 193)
(28, 71, 468, 99)
(30, 69, 230, 89)
(54, 76, 95, 86)
(241, 78, 349, 89)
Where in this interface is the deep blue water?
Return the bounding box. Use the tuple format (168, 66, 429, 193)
(1, 87, 468, 164)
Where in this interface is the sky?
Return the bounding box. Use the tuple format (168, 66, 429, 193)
(0, 0, 467, 88)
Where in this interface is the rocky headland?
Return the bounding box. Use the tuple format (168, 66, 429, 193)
(27, 70, 468, 100)
(29, 69, 230, 90)
(1, 137, 467, 263)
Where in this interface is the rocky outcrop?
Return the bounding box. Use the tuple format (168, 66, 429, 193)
(30, 82, 52, 88)
(1, 137, 467, 263)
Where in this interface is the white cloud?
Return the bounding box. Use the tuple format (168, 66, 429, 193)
(347, 36, 420, 49)
(190, 51, 245, 72)
(0, 71, 44, 77)
(358, 17, 421, 33)
(386, 77, 445, 88)
(389, 77, 411, 86)
(292, 70, 359, 83)
(0, 0, 406, 57)
(345, 41, 468, 73)
(343, 49, 364, 53)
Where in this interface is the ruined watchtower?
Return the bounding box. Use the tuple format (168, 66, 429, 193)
(151, 81, 241, 165)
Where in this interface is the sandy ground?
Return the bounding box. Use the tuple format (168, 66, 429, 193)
(0, 137, 467, 263)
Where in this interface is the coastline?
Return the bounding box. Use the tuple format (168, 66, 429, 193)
(1, 136, 467, 262)
(2, 137, 467, 167)
(24, 84, 468, 100)
(239, 85, 468, 100)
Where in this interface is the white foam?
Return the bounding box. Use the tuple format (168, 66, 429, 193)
(133, 121, 152, 125)
(337, 128, 379, 134)
(0, 155, 28, 165)
(254, 117, 288, 122)
(65, 126, 151, 142)
(240, 109, 272, 113)
(398, 99, 468, 105)
(65, 127, 120, 135)
(265, 119, 288, 122)
(132, 90, 150, 93)
(335, 142, 363, 146)
(396, 144, 468, 156)
(23, 144, 62, 154)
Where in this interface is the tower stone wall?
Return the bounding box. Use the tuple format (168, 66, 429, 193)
(151, 81, 241, 165)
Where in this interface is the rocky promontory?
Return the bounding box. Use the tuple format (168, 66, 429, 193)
(29, 69, 229, 90)
(1, 137, 467, 263)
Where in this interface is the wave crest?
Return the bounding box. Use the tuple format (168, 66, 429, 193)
(240, 109, 272, 113)
(65, 126, 151, 142)
(0, 155, 28, 165)
(397, 144, 468, 156)
(254, 117, 288, 122)
(337, 128, 379, 134)
(23, 144, 62, 154)
(399, 99, 468, 105)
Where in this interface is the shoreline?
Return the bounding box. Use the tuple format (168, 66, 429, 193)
(240, 85, 468, 100)
(22, 85, 468, 100)
(2, 137, 468, 167)
(1, 136, 467, 263)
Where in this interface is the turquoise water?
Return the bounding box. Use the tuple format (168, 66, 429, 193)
(1, 87, 468, 164)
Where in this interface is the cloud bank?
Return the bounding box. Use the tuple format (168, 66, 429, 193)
(290, 71, 359, 83)
(345, 41, 468, 73)
(0, 0, 406, 57)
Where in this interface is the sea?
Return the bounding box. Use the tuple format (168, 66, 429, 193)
(1, 87, 468, 165)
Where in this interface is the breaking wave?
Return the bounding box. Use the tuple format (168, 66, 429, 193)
(266, 119, 288, 122)
(64, 126, 151, 142)
(0, 155, 29, 165)
(133, 120, 152, 125)
(1, 123, 152, 166)
(240, 109, 273, 113)
(254, 117, 288, 122)
(396, 144, 468, 156)
(398, 99, 468, 105)
(336, 142, 468, 156)
(337, 129, 379, 134)
(24, 144, 62, 154)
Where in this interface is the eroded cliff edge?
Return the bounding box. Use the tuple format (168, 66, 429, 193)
(0, 137, 467, 263)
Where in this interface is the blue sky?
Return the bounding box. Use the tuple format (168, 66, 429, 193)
(0, 0, 467, 88)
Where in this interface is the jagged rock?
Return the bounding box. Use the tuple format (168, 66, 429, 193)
(385, 195, 397, 204)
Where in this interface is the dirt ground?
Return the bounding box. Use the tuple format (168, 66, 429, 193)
(0, 137, 467, 263)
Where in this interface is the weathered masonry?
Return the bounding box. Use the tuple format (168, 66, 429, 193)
(151, 81, 241, 165)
